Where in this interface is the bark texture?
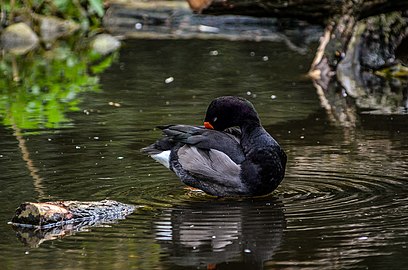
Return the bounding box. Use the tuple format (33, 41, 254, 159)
(10, 199, 135, 228)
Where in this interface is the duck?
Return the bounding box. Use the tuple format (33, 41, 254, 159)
(142, 96, 287, 197)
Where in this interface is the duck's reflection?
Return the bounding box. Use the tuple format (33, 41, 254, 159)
(154, 197, 286, 269)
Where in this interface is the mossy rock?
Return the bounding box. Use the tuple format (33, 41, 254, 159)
(1, 22, 39, 55)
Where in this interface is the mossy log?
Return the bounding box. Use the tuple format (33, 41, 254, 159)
(10, 199, 135, 228)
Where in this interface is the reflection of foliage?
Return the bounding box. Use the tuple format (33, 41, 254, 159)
(3, 0, 104, 29)
(0, 40, 117, 132)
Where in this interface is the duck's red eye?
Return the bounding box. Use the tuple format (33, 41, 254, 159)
(204, 121, 214, 129)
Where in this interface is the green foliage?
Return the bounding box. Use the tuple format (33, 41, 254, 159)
(3, 0, 105, 29)
(0, 39, 117, 133)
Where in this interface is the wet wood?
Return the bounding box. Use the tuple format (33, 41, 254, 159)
(10, 200, 135, 228)
(193, 0, 339, 22)
(194, 0, 408, 23)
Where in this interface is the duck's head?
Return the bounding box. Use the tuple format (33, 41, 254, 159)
(204, 96, 260, 130)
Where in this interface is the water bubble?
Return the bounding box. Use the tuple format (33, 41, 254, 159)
(250, 52, 255, 56)
(244, 249, 251, 253)
(108, 102, 121, 107)
(209, 50, 218, 56)
(165, 77, 174, 84)
(198, 25, 219, 33)
(135, 23, 143, 30)
(118, 156, 124, 160)
(271, 95, 277, 99)
(246, 91, 252, 96)
(262, 56, 269, 61)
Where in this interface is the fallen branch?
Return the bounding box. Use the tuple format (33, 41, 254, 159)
(10, 199, 135, 228)
(9, 200, 135, 247)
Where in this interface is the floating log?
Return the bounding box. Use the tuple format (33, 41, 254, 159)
(9, 200, 135, 247)
(10, 199, 135, 228)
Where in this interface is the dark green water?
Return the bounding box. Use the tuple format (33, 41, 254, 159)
(1, 39, 408, 269)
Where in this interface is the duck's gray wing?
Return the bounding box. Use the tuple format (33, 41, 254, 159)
(143, 125, 249, 196)
(173, 145, 249, 196)
(162, 125, 245, 164)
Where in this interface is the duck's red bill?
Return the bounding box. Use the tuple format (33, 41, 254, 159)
(204, 121, 214, 129)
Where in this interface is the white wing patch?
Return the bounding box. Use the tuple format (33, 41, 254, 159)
(151, 150, 171, 169)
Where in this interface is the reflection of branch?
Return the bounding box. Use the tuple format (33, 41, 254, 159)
(12, 124, 46, 199)
(313, 80, 336, 123)
(309, 28, 331, 78)
(312, 78, 358, 127)
(11, 56, 20, 82)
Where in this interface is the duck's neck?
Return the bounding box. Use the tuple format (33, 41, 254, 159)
(240, 121, 263, 152)
(241, 120, 261, 133)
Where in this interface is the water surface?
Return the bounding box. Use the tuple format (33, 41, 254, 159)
(1, 39, 408, 269)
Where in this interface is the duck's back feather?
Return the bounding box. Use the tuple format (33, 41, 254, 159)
(161, 125, 245, 164)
